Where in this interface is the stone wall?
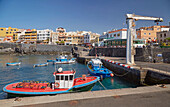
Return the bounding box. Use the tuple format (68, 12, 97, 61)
(0, 43, 72, 54)
(89, 47, 170, 62)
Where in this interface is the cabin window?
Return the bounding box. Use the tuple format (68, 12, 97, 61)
(69, 75, 73, 80)
(56, 59, 58, 61)
(61, 75, 64, 80)
(56, 75, 60, 80)
(65, 76, 68, 81)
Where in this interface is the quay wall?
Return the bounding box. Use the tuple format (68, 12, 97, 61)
(145, 70, 170, 85)
(76, 56, 170, 85)
(89, 47, 170, 62)
(101, 59, 141, 85)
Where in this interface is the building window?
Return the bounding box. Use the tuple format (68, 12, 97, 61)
(144, 33, 146, 35)
(164, 33, 166, 37)
(10, 32, 11, 34)
(149, 33, 151, 35)
(6, 32, 8, 34)
(11, 29, 13, 31)
(160, 34, 162, 38)
(1, 29, 3, 31)
(14, 29, 16, 31)
(114, 34, 116, 37)
(117, 33, 120, 36)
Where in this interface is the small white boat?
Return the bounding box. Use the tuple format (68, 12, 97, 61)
(33, 63, 48, 68)
(6, 62, 21, 66)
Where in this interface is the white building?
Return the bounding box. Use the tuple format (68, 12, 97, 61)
(83, 32, 100, 45)
(51, 31, 58, 44)
(37, 29, 52, 44)
(107, 28, 127, 40)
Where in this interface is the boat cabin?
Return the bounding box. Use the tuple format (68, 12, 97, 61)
(56, 55, 68, 62)
(53, 68, 75, 89)
(91, 59, 103, 70)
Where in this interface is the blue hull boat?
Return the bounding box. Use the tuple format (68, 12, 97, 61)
(87, 59, 114, 79)
(33, 63, 48, 68)
(53, 56, 76, 64)
(6, 62, 21, 66)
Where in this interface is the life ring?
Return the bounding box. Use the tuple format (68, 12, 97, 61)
(55, 82, 60, 88)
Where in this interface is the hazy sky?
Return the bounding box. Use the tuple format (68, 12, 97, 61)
(0, 0, 169, 34)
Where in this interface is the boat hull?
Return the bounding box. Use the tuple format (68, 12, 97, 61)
(87, 62, 112, 79)
(3, 77, 99, 97)
(6, 62, 21, 66)
(33, 63, 48, 67)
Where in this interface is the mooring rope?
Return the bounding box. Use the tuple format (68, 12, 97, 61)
(98, 80, 107, 90)
(112, 70, 131, 77)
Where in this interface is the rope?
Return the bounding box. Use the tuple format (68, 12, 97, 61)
(98, 80, 107, 90)
(112, 70, 131, 77)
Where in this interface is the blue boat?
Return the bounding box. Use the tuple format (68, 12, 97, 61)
(33, 63, 48, 68)
(53, 55, 76, 64)
(87, 59, 114, 79)
(6, 62, 21, 66)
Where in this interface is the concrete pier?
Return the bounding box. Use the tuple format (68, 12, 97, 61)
(0, 84, 170, 107)
(76, 56, 170, 85)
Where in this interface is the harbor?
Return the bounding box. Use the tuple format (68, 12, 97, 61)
(0, 0, 170, 106)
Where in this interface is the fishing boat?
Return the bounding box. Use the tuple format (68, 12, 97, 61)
(6, 62, 21, 66)
(87, 59, 114, 79)
(53, 55, 76, 64)
(33, 63, 48, 68)
(3, 68, 99, 97)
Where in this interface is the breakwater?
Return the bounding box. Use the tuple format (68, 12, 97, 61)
(0, 43, 72, 55)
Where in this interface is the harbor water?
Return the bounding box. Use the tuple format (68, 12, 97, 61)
(0, 55, 137, 100)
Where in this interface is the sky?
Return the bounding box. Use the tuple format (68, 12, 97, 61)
(0, 0, 170, 34)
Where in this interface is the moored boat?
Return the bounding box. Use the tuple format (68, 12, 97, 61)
(53, 55, 76, 64)
(3, 68, 99, 97)
(87, 59, 114, 79)
(6, 62, 21, 66)
(33, 63, 48, 68)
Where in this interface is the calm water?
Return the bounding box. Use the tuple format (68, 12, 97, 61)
(0, 54, 137, 100)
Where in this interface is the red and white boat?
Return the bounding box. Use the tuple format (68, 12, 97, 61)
(3, 68, 99, 97)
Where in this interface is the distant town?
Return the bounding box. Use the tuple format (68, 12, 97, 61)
(0, 24, 170, 48)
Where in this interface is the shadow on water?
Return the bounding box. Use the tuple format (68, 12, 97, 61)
(0, 55, 137, 100)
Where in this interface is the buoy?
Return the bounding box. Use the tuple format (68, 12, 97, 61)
(110, 73, 114, 77)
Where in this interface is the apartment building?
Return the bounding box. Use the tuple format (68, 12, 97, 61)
(51, 32, 58, 44)
(65, 31, 84, 45)
(157, 31, 170, 45)
(37, 29, 52, 44)
(83, 32, 100, 45)
(0, 27, 19, 42)
(136, 25, 169, 43)
(107, 28, 127, 40)
(19, 29, 37, 44)
(13, 29, 26, 42)
(56, 27, 67, 42)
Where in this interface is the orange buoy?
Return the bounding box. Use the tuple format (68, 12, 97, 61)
(110, 73, 114, 77)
